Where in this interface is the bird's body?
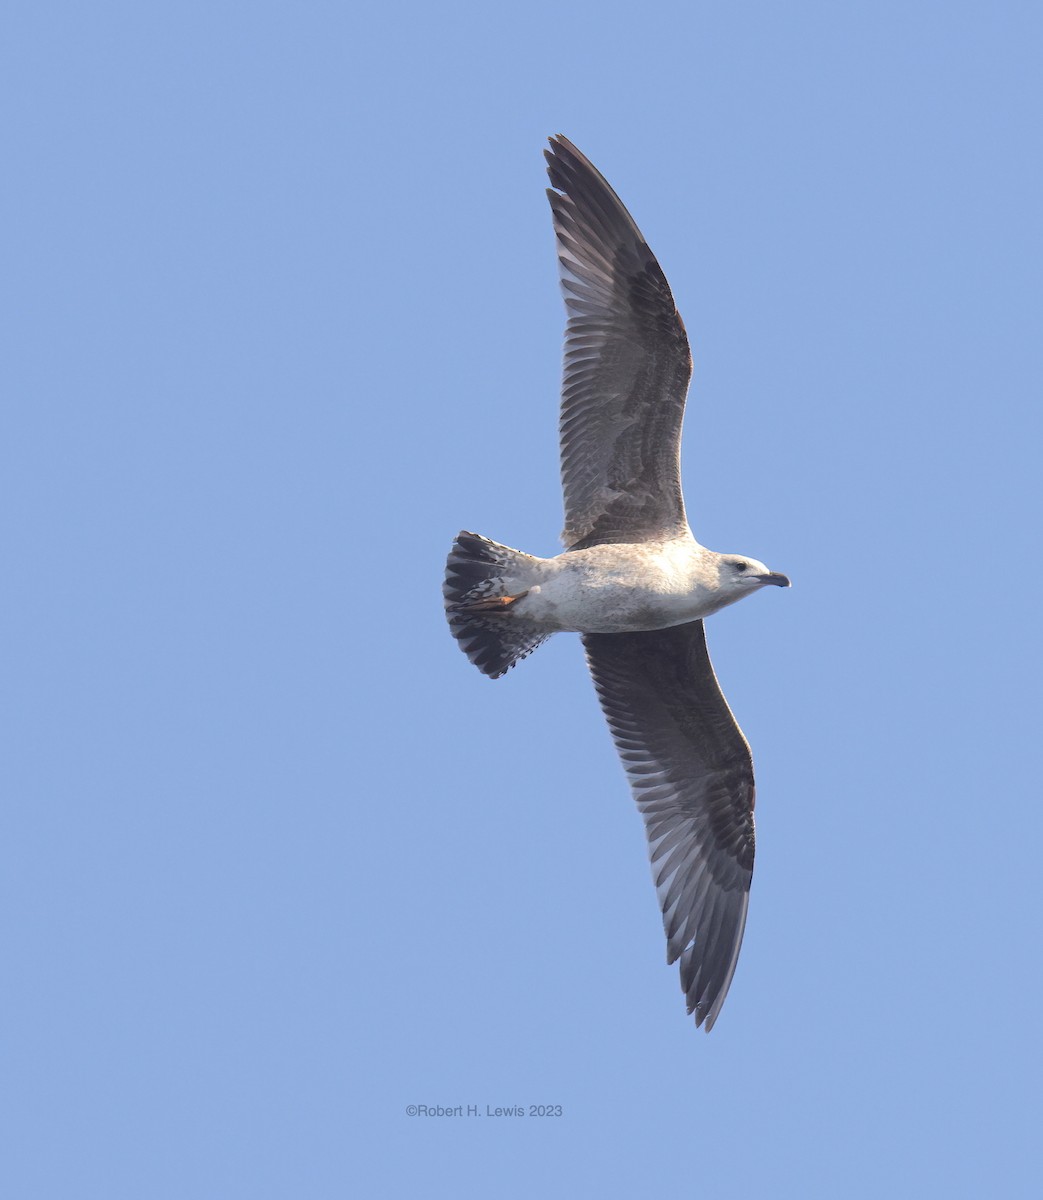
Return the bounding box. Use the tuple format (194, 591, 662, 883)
(443, 137, 789, 1031)
(481, 536, 779, 634)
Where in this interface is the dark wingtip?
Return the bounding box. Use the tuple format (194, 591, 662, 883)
(545, 135, 588, 190)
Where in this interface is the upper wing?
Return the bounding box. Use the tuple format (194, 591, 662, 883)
(583, 621, 756, 1031)
(545, 136, 693, 550)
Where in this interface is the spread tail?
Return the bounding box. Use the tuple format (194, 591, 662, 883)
(443, 531, 549, 678)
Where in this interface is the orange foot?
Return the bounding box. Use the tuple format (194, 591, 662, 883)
(459, 590, 530, 613)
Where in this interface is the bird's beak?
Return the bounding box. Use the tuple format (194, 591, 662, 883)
(758, 572, 791, 588)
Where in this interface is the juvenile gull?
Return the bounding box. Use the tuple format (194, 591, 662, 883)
(443, 136, 789, 1031)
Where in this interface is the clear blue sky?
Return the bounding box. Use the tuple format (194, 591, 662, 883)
(3, 2, 1041, 1196)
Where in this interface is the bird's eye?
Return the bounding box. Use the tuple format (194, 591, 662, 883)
(735, 562, 747, 572)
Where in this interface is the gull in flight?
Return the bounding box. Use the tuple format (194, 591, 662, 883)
(443, 136, 790, 1031)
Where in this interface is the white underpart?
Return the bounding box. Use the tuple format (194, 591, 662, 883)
(507, 534, 767, 635)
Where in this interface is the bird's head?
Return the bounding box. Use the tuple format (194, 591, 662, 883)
(717, 554, 791, 594)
